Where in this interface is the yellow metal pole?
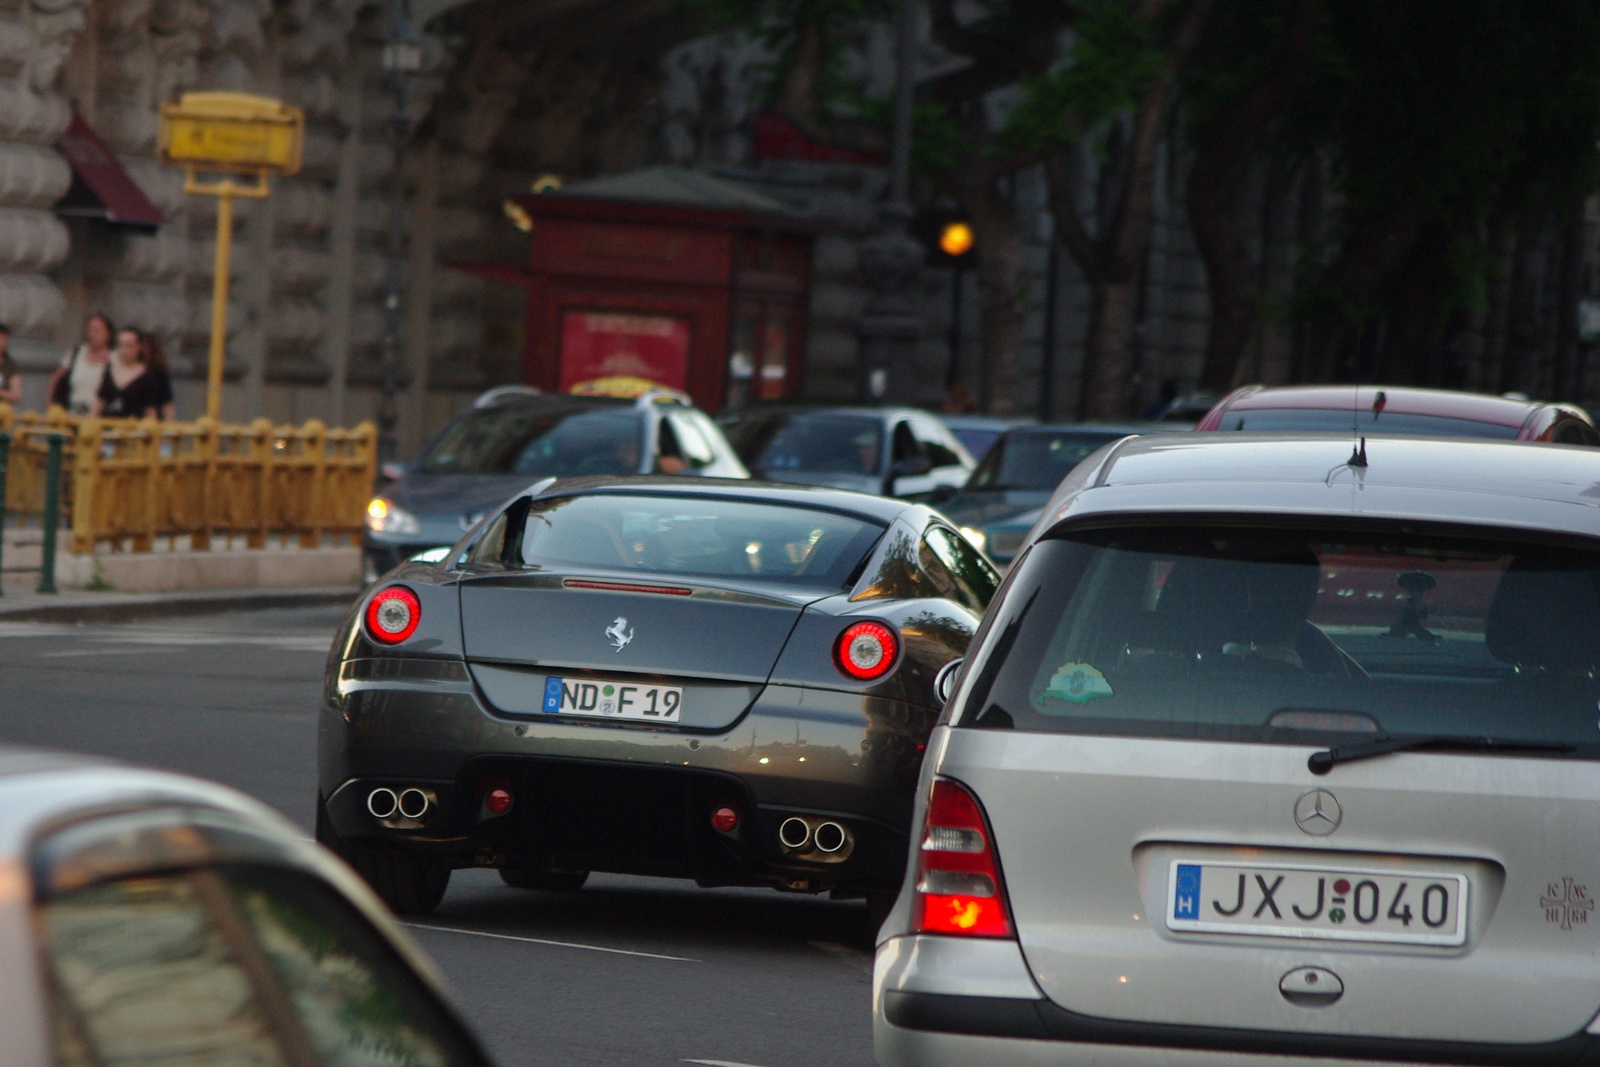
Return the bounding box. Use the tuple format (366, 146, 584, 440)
(206, 183, 234, 422)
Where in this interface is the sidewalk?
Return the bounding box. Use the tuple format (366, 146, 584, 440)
(0, 583, 359, 623)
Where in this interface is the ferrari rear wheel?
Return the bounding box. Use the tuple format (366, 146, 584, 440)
(500, 865, 589, 893)
(318, 795, 451, 915)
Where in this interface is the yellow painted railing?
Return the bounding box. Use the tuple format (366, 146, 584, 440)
(0, 405, 376, 554)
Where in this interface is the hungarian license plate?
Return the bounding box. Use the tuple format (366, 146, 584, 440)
(1166, 860, 1468, 946)
(541, 677, 682, 723)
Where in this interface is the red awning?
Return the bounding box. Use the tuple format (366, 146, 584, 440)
(54, 110, 162, 229)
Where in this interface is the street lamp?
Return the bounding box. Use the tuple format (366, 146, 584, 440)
(377, 0, 421, 465)
(855, 0, 924, 404)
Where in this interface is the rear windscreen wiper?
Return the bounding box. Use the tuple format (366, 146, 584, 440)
(1308, 735, 1577, 775)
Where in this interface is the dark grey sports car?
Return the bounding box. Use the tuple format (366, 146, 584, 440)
(318, 478, 999, 917)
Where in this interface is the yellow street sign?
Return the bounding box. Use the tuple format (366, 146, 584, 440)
(159, 92, 303, 176)
(159, 92, 303, 420)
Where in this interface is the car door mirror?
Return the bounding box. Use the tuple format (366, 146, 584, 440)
(934, 657, 965, 704)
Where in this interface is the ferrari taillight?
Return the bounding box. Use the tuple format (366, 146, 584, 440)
(835, 621, 899, 680)
(366, 585, 421, 644)
(912, 777, 1013, 938)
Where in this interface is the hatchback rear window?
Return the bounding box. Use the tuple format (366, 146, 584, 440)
(1215, 407, 1520, 438)
(419, 404, 639, 475)
(515, 493, 884, 590)
(958, 526, 1600, 754)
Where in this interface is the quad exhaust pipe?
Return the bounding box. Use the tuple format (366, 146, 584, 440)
(778, 816, 811, 850)
(813, 821, 848, 854)
(366, 786, 432, 821)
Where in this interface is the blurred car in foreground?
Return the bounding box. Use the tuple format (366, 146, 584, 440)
(1197, 383, 1600, 443)
(876, 432, 1600, 1066)
(323, 478, 999, 918)
(938, 414, 1027, 462)
(719, 406, 974, 500)
(939, 422, 1182, 564)
(364, 390, 747, 580)
(0, 748, 490, 1066)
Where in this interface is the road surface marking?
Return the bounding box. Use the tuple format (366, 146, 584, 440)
(404, 922, 699, 962)
(683, 1060, 773, 1067)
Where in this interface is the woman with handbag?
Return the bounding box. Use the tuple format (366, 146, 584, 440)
(47, 313, 113, 415)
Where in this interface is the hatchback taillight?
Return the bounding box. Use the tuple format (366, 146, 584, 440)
(366, 585, 420, 643)
(912, 777, 1013, 938)
(835, 621, 899, 680)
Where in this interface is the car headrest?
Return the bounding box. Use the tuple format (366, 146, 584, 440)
(1157, 548, 1321, 645)
(1485, 558, 1600, 673)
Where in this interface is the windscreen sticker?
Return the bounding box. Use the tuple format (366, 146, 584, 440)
(1043, 662, 1113, 704)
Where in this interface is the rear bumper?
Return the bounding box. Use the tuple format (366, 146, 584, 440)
(320, 670, 935, 892)
(873, 935, 1600, 1067)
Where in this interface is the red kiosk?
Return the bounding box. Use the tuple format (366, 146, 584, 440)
(478, 168, 815, 414)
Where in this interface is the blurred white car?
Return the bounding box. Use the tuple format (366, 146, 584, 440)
(0, 747, 491, 1065)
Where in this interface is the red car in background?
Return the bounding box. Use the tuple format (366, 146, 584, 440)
(1195, 384, 1600, 444)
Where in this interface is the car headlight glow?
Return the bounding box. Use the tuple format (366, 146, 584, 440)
(366, 498, 421, 536)
(959, 526, 987, 553)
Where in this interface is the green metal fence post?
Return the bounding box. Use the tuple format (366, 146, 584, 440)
(37, 433, 62, 594)
(0, 432, 10, 597)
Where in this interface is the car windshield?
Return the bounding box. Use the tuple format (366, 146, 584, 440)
(741, 413, 883, 476)
(517, 493, 884, 590)
(967, 430, 1126, 491)
(958, 525, 1600, 755)
(1216, 407, 1521, 438)
(418, 405, 640, 476)
(950, 428, 1004, 461)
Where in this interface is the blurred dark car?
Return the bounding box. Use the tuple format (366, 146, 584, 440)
(938, 423, 1182, 564)
(1196, 384, 1600, 443)
(937, 414, 1027, 462)
(718, 406, 973, 500)
(364, 390, 747, 581)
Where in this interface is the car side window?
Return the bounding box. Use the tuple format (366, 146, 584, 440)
(41, 864, 485, 1067)
(910, 417, 964, 469)
(1553, 419, 1599, 446)
(891, 421, 923, 464)
(464, 508, 513, 567)
(667, 412, 716, 468)
(920, 525, 1000, 611)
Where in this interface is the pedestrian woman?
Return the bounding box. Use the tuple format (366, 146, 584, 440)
(48, 313, 114, 415)
(0, 323, 22, 405)
(94, 328, 174, 420)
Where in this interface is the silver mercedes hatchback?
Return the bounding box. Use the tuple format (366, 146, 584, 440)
(875, 432, 1600, 1066)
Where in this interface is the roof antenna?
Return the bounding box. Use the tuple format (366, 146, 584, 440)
(1348, 435, 1368, 468)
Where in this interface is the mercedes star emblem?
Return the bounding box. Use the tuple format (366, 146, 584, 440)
(1294, 788, 1342, 836)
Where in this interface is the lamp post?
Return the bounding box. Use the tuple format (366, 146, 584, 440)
(377, 0, 421, 465)
(855, 0, 924, 405)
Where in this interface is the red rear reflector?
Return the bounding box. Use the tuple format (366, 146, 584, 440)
(563, 579, 693, 596)
(365, 586, 421, 643)
(711, 806, 739, 833)
(913, 778, 1013, 938)
(485, 788, 513, 815)
(835, 621, 899, 680)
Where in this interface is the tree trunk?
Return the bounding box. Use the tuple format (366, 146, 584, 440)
(1079, 279, 1141, 419)
(954, 163, 1027, 415)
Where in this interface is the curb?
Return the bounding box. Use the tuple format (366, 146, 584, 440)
(0, 586, 360, 624)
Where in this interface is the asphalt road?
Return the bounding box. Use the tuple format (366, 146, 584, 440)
(0, 604, 878, 1067)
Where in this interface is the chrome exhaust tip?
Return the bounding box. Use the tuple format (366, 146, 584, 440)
(366, 787, 398, 819)
(397, 787, 430, 820)
(778, 816, 811, 851)
(813, 821, 848, 854)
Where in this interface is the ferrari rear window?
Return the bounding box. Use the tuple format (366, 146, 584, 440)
(1215, 407, 1520, 438)
(957, 525, 1600, 755)
(516, 494, 884, 590)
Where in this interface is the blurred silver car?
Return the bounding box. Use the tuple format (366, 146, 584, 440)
(876, 432, 1600, 1066)
(0, 748, 490, 1065)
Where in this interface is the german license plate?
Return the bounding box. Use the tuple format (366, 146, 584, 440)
(1166, 860, 1468, 946)
(541, 677, 682, 723)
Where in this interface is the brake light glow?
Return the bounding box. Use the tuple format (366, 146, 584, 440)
(835, 621, 899, 681)
(913, 777, 1012, 938)
(365, 586, 421, 643)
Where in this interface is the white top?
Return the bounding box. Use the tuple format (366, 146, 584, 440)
(59, 345, 106, 415)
